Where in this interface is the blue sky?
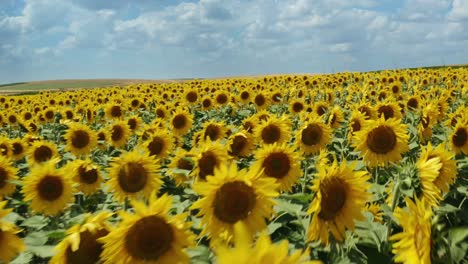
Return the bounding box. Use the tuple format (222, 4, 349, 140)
(1, 0, 467, 83)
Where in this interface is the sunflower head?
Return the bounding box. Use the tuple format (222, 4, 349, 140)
(254, 115, 292, 145)
(65, 123, 98, 156)
(0, 201, 25, 262)
(67, 159, 103, 196)
(252, 143, 301, 192)
(22, 161, 75, 216)
(296, 115, 332, 155)
(27, 140, 59, 167)
(107, 149, 162, 203)
(0, 156, 18, 197)
(227, 131, 254, 158)
(109, 121, 131, 148)
(307, 159, 370, 245)
(99, 193, 195, 264)
(353, 117, 409, 167)
(170, 109, 193, 136)
(193, 141, 229, 181)
(50, 212, 112, 264)
(192, 163, 278, 242)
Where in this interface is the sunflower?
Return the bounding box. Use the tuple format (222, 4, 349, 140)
(307, 158, 370, 245)
(214, 222, 320, 264)
(0, 137, 11, 158)
(253, 92, 269, 109)
(109, 121, 131, 148)
(107, 150, 161, 203)
(126, 116, 143, 132)
(0, 201, 25, 262)
(9, 138, 27, 160)
(50, 212, 112, 264)
(254, 115, 291, 145)
(67, 159, 103, 196)
(296, 115, 331, 155)
(347, 110, 367, 141)
(314, 101, 328, 117)
(65, 123, 98, 156)
(238, 89, 251, 104)
(289, 99, 305, 114)
(167, 149, 195, 186)
(327, 105, 344, 129)
(141, 129, 174, 161)
(0, 156, 18, 197)
(193, 141, 229, 181)
(227, 131, 254, 158)
(202, 121, 228, 142)
(365, 202, 384, 223)
(22, 162, 74, 216)
(252, 143, 301, 192)
(99, 193, 194, 264)
(170, 109, 193, 136)
(355, 102, 376, 120)
(201, 96, 214, 110)
(376, 100, 402, 120)
(192, 163, 278, 242)
(96, 129, 109, 150)
(184, 89, 199, 105)
(390, 197, 432, 264)
(105, 103, 124, 120)
(27, 140, 59, 166)
(215, 91, 230, 106)
(450, 123, 468, 154)
(353, 117, 409, 167)
(424, 143, 458, 194)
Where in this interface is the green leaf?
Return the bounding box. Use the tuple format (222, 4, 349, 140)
(3, 211, 24, 223)
(449, 227, 468, 245)
(47, 230, 67, 241)
(436, 203, 459, 214)
(10, 252, 33, 264)
(237, 109, 251, 117)
(21, 215, 49, 229)
(274, 199, 304, 217)
(268, 222, 282, 234)
(28, 245, 56, 258)
(25, 232, 48, 246)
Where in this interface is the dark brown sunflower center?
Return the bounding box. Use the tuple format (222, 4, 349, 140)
(118, 162, 148, 193)
(261, 124, 281, 144)
(78, 166, 99, 184)
(358, 106, 372, 119)
(243, 121, 254, 133)
(34, 145, 53, 163)
(302, 124, 322, 146)
(45, 110, 54, 120)
(111, 125, 124, 142)
(148, 137, 164, 156)
(202, 99, 212, 108)
(198, 152, 217, 180)
(37, 175, 64, 201)
(172, 115, 187, 130)
(156, 109, 166, 118)
(452, 127, 467, 147)
(318, 177, 347, 220)
(240, 91, 249, 100)
(216, 94, 228, 104)
(377, 105, 394, 120)
(254, 94, 266, 106)
(229, 135, 247, 156)
(351, 119, 362, 132)
(131, 99, 140, 107)
(9, 114, 18, 123)
(110, 105, 122, 117)
(128, 119, 137, 130)
(65, 111, 74, 119)
(204, 124, 221, 141)
(407, 98, 418, 109)
(262, 152, 291, 179)
(186, 91, 198, 103)
(71, 130, 90, 149)
(177, 158, 194, 171)
(24, 112, 33, 120)
(213, 181, 256, 223)
(292, 102, 304, 113)
(65, 229, 108, 264)
(366, 125, 397, 154)
(317, 105, 327, 116)
(125, 215, 174, 261)
(0, 168, 7, 188)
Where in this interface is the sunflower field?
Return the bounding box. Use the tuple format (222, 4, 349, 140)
(0, 67, 467, 264)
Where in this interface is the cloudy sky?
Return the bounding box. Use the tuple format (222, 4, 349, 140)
(1, 0, 467, 83)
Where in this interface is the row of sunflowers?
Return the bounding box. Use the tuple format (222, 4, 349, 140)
(0, 67, 467, 263)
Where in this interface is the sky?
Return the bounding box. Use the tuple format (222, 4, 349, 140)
(1, 0, 467, 83)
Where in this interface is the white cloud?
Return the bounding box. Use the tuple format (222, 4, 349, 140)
(448, 0, 468, 21)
